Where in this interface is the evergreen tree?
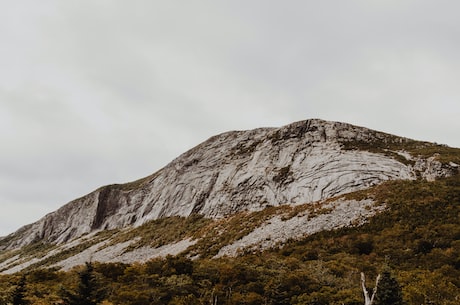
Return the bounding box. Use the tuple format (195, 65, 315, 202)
(10, 275, 28, 305)
(373, 267, 403, 305)
(60, 262, 106, 305)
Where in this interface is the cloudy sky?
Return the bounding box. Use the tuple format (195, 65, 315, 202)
(1, 0, 459, 236)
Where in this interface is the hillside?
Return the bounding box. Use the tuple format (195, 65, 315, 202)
(0, 119, 427, 249)
(0, 119, 459, 304)
(0, 176, 458, 304)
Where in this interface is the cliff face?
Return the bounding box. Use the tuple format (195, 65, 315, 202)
(1, 119, 456, 251)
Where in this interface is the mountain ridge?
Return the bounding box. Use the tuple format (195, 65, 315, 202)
(1, 118, 459, 273)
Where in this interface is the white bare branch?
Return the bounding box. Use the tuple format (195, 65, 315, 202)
(361, 272, 381, 305)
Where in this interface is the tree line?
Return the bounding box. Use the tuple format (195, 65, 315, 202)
(4, 259, 407, 305)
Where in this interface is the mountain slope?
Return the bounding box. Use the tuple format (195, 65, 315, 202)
(0, 119, 459, 273)
(1, 174, 459, 305)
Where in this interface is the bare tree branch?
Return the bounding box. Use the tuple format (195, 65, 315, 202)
(361, 272, 381, 305)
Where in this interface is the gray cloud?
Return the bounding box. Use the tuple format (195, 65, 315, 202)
(1, 0, 460, 235)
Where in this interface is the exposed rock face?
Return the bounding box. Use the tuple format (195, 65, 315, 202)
(414, 154, 459, 181)
(215, 199, 384, 257)
(0, 119, 453, 251)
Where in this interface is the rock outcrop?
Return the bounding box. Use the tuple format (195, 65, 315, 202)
(413, 153, 459, 181)
(0, 119, 455, 251)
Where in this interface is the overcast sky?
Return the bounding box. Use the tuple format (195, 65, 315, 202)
(1, 0, 459, 236)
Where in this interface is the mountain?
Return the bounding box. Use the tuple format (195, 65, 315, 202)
(0, 119, 459, 274)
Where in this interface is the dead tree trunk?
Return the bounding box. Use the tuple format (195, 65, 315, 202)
(361, 272, 381, 305)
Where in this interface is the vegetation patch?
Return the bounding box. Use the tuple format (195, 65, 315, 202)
(340, 133, 460, 167)
(273, 165, 293, 183)
(229, 138, 263, 156)
(108, 215, 212, 253)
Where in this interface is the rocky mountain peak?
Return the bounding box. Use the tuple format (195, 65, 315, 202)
(0, 119, 455, 252)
